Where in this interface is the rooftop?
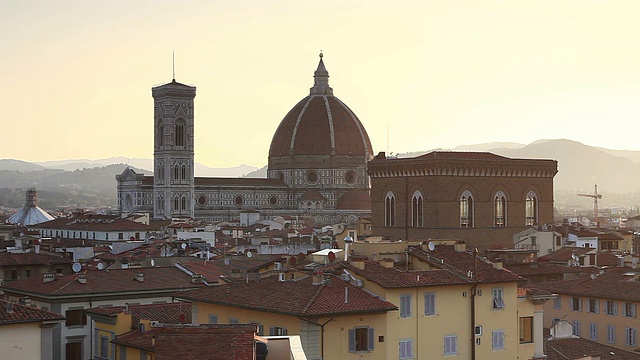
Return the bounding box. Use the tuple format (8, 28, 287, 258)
(176, 274, 397, 317)
(0, 299, 65, 325)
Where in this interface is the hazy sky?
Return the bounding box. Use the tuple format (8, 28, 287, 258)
(3, 1, 640, 168)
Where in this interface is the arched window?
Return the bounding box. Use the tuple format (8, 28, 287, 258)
(174, 197, 179, 212)
(385, 192, 396, 227)
(181, 165, 187, 180)
(494, 191, 506, 227)
(525, 191, 538, 226)
(460, 191, 474, 227)
(181, 196, 187, 212)
(175, 120, 185, 147)
(412, 191, 424, 227)
(174, 166, 179, 180)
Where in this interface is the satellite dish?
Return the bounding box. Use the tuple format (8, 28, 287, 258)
(150, 259, 155, 267)
(181, 243, 187, 250)
(571, 254, 578, 261)
(328, 251, 336, 263)
(224, 258, 230, 265)
(72, 263, 82, 273)
(344, 236, 354, 243)
(428, 242, 436, 251)
(246, 250, 253, 258)
(96, 262, 105, 270)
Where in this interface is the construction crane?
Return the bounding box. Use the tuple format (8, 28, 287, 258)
(577, 184, 602, 218)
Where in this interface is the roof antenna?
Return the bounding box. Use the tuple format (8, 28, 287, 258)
(172, 51, 175, 82)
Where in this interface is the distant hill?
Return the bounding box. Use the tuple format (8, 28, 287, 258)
(0, 164, 149, 209)
(3, 139, 640, 210)
(0, 159, 47, 172)
(33, 157, 258, 177)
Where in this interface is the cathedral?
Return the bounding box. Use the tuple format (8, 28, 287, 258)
(116, 54, 373, 224)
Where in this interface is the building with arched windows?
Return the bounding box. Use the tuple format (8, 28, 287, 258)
(368, 151, 558, 248)
(116, 54, 373, 224)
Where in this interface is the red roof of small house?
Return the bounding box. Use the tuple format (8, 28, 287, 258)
(0, 299, 65, 325)
(86, 302, 191, 328)
(176, 274, 397, 317)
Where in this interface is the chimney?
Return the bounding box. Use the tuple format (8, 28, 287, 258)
(77, 274, 87, 284)
(454, 241, 467, 252)
(312, 271, 323, 285)
(134, 273, 144, 282)
(344, 287, 349, 303)
(43, 273, 56, 283)
(344, 236, 354, 261)
(191, 274, 203, 284)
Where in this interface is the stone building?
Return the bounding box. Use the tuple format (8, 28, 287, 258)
(368, 151, 558, 248)
(117, 54, 373, 224)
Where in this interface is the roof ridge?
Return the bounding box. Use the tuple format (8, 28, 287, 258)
(301, 281, 326, 315)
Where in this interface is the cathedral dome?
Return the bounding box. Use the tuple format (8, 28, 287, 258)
(268, 54, 373, 159)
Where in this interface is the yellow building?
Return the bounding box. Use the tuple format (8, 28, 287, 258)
(176, 239, 552, 359)
(527, 266, 640, 353)
(343, 240, 551, 359)
(86, 302, 192, 360)
(177, 274, 398, 360)
(0, 299, 65, 360)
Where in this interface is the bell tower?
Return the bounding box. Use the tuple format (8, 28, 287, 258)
(152, 79, 196, 219)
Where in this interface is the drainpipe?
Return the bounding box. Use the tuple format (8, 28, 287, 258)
(298, 317, 334, 359)
(471, 284, 477, 360)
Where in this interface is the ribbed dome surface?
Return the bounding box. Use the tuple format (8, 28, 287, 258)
(269, 95, 373, 157)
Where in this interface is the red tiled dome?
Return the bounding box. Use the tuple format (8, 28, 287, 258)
(268, 55, 373, 159)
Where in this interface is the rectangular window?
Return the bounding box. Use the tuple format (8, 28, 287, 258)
(492, 330, 505, 350)
(444, 335, 458, 355)
(100, 336, 109, 358)
(424, 293, 436, 316)
(400, 294, 411, 318)
(571, 297, 582, 311)
(519, 317, 533, 344)
(492, 288, 505, 309)
(553, 296, 561, 309)
(573, 321, 581, 336)
(608, 325, 616, 344)
(587, 299, 599, 313)
(624, 303, 636, 317)
(348, 327, 374, 352)
(626, 328, 637, 347)
(10, 269, 18, 280)
(65, 308, 87, 327)
(120, 345, 127, 360)
(229, 318, 239, 324)
(399, 339, 413, 360)
(250, 322, 264, 336)
(208, 315, 217, 324)
(605, 301, 618, 315)
(24, 269, 32, 278)
(270, 326, 288, 336)
(590, 323, 597, 340)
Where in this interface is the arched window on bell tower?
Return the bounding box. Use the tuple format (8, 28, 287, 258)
(411, 190, 424, 227)
(175, 119, 185, 147)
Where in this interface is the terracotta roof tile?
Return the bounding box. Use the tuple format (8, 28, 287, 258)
(0, 252, 73, 266)
(546, 337, 640, 360)
(86, 302, 191, 328)
(2, 266, 203, 298)
(538, 247, 593, 262)
(525, 267, 640, 302)
(0, 299, 65, 325)
(176, 275, 397, 317)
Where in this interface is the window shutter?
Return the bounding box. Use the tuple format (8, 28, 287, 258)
(452, 336, 457, 353)
(596, 300, 599, 314)
(270, 326, 275, 336)
(492, 331, 497, 349)
(623, 304, 627, 317)
(627, 328, 631, 345)
(614, 302, 618, 315)
(348, 329, 356, 353)
(444, 337, 450, 354)
(368, 328, 375, 351)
